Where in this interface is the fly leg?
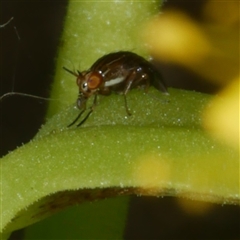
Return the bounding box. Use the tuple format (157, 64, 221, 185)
(123, 94, 132, 116)
(76, 94, 97, 127)
(123, 69, 150, 115)
(68, 109, 86, 127)
(122, 71, 136, 115)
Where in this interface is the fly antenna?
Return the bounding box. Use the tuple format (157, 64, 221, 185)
(63, 66, 79, 77)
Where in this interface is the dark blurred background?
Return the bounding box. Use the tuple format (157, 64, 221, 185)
(1, 0, 239, 239)
(0, 0, 68, 157)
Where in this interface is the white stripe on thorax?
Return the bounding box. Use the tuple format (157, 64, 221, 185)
(104, 77, 125, 87)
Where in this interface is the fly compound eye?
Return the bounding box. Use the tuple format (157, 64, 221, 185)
(88, 72, 103, 90)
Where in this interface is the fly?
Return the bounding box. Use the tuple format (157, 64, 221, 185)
(63, 51, 168, 127)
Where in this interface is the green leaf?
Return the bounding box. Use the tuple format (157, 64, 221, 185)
(1, 88, 238, 235)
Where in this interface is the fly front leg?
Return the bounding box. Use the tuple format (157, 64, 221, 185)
(68, 95, 87, 127)
(68, 108, 86, 127)
(76, 94, 98, 127)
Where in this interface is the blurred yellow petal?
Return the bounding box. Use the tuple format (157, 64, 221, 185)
(143, 10, 238, 86)
(143, 11, 211, 66)
(203, 79, 240, 150)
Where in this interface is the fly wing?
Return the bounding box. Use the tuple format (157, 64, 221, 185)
(147, 63, 168, 94)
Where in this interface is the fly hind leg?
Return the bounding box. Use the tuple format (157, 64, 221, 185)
(122, 69, 149, 115)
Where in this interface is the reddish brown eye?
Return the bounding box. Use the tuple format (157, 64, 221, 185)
(87, 72, 103, 89)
